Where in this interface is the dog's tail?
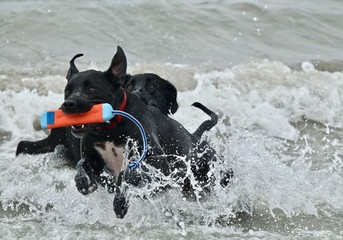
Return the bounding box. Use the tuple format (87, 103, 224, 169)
(191, 102, 218, 140)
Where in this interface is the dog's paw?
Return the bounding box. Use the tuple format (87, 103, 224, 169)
(113, 186, 129, 219)
(75, 159, 98, 195)
(75, 171, 98, 195)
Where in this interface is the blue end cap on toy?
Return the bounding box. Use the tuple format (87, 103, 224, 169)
(102, 103, 115, 121)
(40, 111, 55, 129)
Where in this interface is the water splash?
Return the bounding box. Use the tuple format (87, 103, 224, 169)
(1, 60, 343, 238)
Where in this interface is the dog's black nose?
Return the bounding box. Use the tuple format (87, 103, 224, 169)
(62, 99, 77, 111)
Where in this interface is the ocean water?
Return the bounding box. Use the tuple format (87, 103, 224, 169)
(1, 0, 343, 239)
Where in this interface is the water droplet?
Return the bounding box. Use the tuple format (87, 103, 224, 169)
(325, 125, 330, 134)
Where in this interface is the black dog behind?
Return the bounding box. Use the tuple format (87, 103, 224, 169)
(16, 46, 229, 218)
(125, 73, 178, 115)
(124, 73, 219, 140)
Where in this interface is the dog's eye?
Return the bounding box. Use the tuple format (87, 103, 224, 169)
(64, 86, 72, 95)
(127, 85, 133, 91)
(147, 84, 155, 90)
(88, 86, 96, 92)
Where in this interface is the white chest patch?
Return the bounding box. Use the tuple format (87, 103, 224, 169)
(94, 141, 126, 177)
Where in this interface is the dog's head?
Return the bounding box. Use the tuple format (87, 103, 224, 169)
(62, 46, 127, 137)
(124, 73, 178, 115)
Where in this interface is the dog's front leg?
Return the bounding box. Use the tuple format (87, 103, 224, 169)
(113, 184, 129, 218)
(113, 171, 130, 218)
(112, 167, 151, 218)
(75, 158, 98, 195)
(16, 128, 70, 156)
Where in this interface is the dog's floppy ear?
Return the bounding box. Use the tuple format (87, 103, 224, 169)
(66, 53, 83, 81)
(165, 81, 179, 114)
(106, 46, 127, 85)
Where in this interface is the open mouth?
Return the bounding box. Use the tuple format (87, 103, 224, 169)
(71, 122, 108, 138)
(72, 124, 86, 130)
(71, 124, 90, 138)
